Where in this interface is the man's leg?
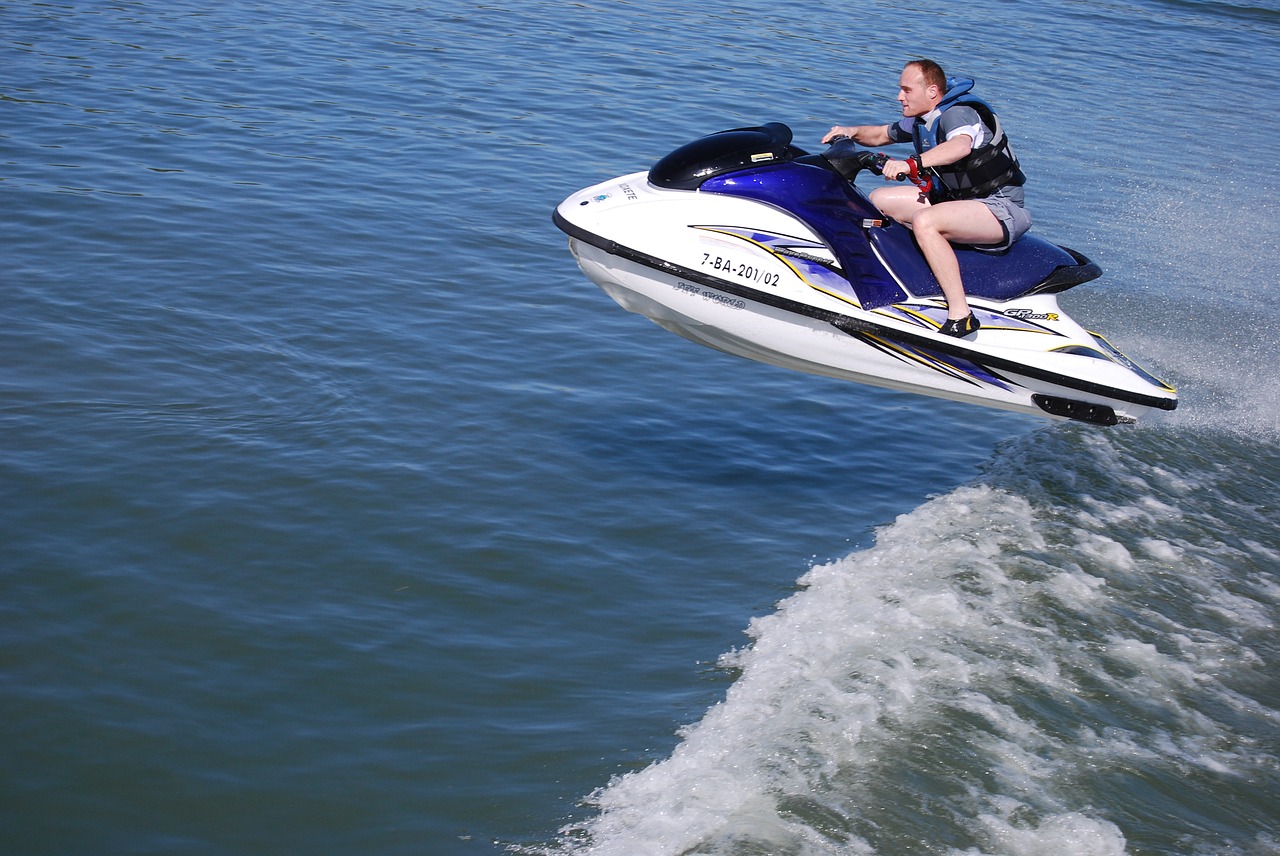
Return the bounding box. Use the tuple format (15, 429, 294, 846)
(909, 201, 1004, 320)
(869, 185, 928, 223)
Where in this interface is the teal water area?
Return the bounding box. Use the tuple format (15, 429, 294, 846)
(3, 1, 1278, 854)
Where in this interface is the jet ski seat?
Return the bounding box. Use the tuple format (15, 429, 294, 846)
(869, 224, 1102, 302)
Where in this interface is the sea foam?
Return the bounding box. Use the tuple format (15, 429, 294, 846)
(542, 423, 1277, 855)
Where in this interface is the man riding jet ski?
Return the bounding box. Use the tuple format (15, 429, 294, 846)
(552, 87, 1178, 425)
(824, 59, 1029, 338)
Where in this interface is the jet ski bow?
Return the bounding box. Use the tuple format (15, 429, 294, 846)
(552, 122, 1177, 425)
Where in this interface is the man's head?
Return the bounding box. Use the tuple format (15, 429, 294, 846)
(898, 59, 946, 118)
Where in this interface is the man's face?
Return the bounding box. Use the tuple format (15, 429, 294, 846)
(897, 67, 939, 118)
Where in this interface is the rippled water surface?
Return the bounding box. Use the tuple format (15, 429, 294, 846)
(3, 1, 1278, 854)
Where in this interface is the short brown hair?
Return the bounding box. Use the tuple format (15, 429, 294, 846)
(905, 59, 946, 93)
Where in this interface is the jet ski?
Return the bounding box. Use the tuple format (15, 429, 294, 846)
(552, 122, 1177, 425)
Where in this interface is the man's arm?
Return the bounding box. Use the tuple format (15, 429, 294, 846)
(822, 124, 893, 146)
(883, 133, 974, 180)
(916, 134, 973, 169)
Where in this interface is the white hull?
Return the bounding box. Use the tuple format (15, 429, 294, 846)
(556, 161, 1177, 425)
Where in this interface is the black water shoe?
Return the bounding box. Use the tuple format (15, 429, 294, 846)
(938, 313, 980, 338)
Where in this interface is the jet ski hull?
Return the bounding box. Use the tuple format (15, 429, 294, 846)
(553, 128, 1177, 425)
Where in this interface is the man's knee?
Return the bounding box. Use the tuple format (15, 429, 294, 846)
(871, 186, 925, 222)
(911, 206, 944, 236)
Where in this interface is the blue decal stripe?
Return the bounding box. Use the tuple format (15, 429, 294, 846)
(860, 334, 1014, 391)
(693, 225, 862, 308)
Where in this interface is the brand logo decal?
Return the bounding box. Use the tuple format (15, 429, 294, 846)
(1006, 308, 1060, 321)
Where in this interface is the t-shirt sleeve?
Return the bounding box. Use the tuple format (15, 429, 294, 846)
(937, 105, 988, 147)
(887, 119, 913, 144)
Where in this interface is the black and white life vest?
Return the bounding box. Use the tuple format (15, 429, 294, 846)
(912, 78, 1026, 202)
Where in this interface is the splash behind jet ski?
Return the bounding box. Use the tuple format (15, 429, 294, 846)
(552, 122, 1177, 425)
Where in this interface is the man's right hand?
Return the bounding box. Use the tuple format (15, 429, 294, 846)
(822, 126, 859, 145)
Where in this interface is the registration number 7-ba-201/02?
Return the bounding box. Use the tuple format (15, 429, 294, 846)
(700, 253, 781, 287)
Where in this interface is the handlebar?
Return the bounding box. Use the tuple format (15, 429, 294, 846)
(823, 138, 932, 194)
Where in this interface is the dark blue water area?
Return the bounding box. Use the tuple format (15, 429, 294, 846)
(2, 1, 1278, 854)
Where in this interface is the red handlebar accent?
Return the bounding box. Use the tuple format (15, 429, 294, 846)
(907, 158, 933, 195)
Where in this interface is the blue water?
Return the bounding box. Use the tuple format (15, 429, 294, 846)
(3, 1, 1278, 854)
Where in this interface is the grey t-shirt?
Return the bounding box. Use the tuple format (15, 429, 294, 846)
(888, 105, 989, 149)
(888, 104, 1025, 205)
